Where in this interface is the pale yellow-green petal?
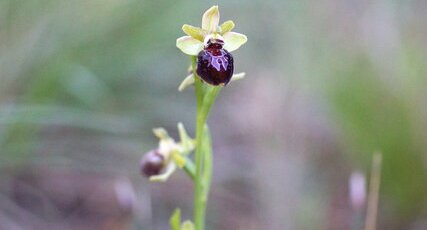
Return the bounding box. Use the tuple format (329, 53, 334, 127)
(202, 5, 220, 32)
(149, 162, 177, 182)
(178, 73, 195, 91)
(182, 24, 205, 42)
(219, 20, 235, 34)
(230, 72, 246, 82)
(223, 32, 247, 52)
(153, 127, 169, 139)
(176, 36, 203, 56)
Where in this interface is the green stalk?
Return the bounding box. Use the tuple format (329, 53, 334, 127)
(191, 56, 221, 230)
(202, 125, 213, 202)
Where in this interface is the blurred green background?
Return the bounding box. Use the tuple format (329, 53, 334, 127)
(0, 0, 426, 229)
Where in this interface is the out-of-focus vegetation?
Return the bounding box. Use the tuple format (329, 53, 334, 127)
(0, 0, 426, 229)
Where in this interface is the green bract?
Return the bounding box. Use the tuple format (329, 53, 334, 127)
(176, 6, 247, 56)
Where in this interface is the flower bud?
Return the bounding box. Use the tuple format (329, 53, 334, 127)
(140, 150, 165, 177)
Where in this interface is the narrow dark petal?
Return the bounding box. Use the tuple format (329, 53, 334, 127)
(196, 48, 234, 86)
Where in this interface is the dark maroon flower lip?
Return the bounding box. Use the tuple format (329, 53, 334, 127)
(196, 40, 234, 86)
(140, 150, 165, 177)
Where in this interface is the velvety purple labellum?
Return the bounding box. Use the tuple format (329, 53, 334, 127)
(140, 150, 164, 177)
(196, 43, 234, 86)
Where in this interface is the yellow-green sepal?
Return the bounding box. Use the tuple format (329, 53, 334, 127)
(223, 32, 248, 52)
(176, 36, 203, 56)
(202, 5, 220, 32)
(182, 24, 205, 42)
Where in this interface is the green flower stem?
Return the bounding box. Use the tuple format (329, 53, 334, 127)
(192, 57, 204, 111)
(191, 56, 221, 230)
(202, 125, 213, 202)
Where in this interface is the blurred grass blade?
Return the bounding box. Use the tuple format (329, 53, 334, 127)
(0, 104, 139, 134)
(364, 152, 382, 230)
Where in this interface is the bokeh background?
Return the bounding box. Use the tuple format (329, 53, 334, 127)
(0, 0, 426, 229)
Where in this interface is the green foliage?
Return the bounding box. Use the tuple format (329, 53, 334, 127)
(328, 57, 427, 219)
